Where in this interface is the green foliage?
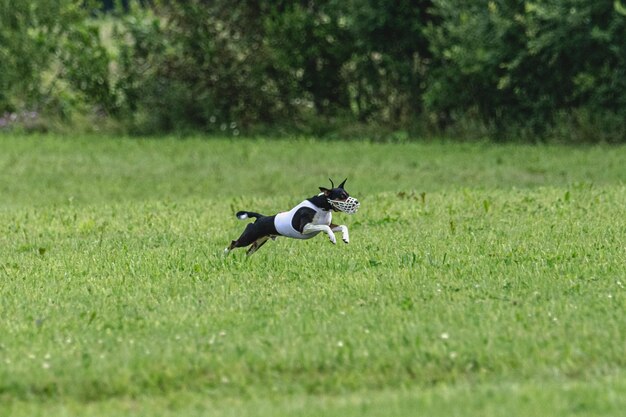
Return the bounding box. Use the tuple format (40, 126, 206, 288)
(58, 21, 117, 115)
(264, 1, 353, 116)
(426, 0, 626, 139)
(1, 0, 626, 140)
(0, 1, 115, 124)
(114, 1, 293, 133)
(0, 1, 68, 112)
(345, 0, 435, 124)
(114, 0, 435, 133)
(1, 134, 626, 416)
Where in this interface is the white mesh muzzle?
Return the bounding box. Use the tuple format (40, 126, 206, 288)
(328, 197, 360, 214)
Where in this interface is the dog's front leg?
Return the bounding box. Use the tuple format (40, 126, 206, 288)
(303, 224, 336, 244)
(331, 224, 349, 244)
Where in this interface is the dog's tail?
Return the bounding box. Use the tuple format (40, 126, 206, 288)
(236, 211, 264, 220)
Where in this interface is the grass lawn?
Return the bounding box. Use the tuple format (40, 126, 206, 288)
(1, 134, 625, 416)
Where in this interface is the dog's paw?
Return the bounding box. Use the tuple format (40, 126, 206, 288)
(342, 238, 349, 244)
(329, 235, 337, 245)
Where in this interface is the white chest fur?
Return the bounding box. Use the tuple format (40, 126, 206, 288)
(312, 209, 332, 226)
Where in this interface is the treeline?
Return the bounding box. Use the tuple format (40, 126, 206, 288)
(1, 0, 625, 141)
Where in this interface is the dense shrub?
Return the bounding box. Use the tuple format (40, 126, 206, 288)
(114, 0, 438, 134)
(0, 2, 64, 115)
(2, 0, 626, 141)
(0, 1, 115, 128)
(426, 0, 626, 140)
(345, 0, 435, 125)
(114, 2, 288, 132)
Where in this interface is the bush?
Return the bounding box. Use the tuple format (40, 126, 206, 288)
(111, 0, 438, 134)
(2, 0, 626, 141)
(113, 1, 294, 133)
(425, 0, 626, 140)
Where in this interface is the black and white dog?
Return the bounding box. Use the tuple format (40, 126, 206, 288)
(225, 178, 360, 256)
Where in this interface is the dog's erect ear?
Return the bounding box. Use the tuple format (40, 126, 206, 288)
(319, 187, 332, 196)
(328, 178, 335, 189)
(338, 178, 347, 189)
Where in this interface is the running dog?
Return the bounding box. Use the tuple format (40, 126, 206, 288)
(225, 178, 360, 256)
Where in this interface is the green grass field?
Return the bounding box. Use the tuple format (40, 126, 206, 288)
(1, 134, 625, 417)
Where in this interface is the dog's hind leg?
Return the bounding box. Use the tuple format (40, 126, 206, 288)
(246, 236, 270, 256)
(225, 223, 265, 254)
(223, 239, 238, 256)
(225, 215, 277, 255)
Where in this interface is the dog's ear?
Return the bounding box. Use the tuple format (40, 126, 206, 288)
(338, 178, 347, 189)
(319, 187, 332, 196)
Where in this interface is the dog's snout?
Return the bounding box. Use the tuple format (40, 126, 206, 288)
(329, 196, 359, 214)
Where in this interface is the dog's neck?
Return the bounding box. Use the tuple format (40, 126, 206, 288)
(307, 194, 332, 211)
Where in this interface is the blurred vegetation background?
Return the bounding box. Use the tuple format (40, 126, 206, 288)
(1, 0, 625, 142)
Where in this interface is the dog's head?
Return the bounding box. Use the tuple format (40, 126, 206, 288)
(319, 178, 360, 214)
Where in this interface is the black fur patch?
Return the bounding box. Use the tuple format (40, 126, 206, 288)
(291, 207, 316, 233)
